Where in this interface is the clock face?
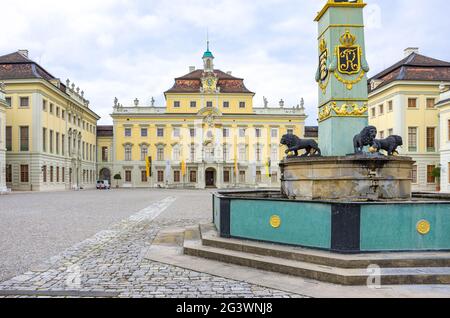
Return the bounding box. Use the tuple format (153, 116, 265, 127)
(202, 76, 217, 92)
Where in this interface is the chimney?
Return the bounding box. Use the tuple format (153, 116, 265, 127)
(189, 66, 196, 72)
(404, 47, 419, 57)
(18, 49, 29, 58)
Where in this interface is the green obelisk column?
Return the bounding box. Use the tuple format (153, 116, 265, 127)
(315, 0, 370, 156)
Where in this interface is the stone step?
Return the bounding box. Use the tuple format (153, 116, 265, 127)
(184, 239, 450, 286)
(199, 224, 450, 269)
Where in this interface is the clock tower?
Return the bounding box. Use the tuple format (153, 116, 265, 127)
(203, 41, 214, 72)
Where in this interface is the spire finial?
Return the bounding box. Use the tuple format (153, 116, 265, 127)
(207, 29, 210, 51)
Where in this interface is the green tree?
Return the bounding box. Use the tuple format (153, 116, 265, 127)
(113, 173, 122, 188)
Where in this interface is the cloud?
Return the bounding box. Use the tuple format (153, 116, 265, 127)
(0, 0, 449, 125)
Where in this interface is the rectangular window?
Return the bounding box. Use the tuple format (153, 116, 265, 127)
(190, 101, 197, 108)
(379, 131, 385, 139)
(223, 101, 230, 108)
(62, 110, 65, 120)
(5, 97, 12, 107)
(224, 170, 230, 183)
(42, 100, 47, 111)
(287, 129, 294, 135)
(173, 127, 180, 138)
(43, 166, 47, 183)
(256, 145, 262, 162)
(141, 170, 148, 182)
(206, 101, 213, 108)
(190, 128, 195, 138)
(174, 171, 181, 183)
(125, 128, 132, 137)
(157, 128, 164, 137)
(56, 132, 60, 155)
(223, 145, 229, 161)
(271, 129, 278, 139)
(239, 145, 246, 161)
(239, 102, 246, 109)
(141, 128, 148, 137)
(223, 128, 229, 138)
(174, 101, 180, 108)
(239, 171, 246, 183)
(20, 165, 29, 183)
(102, 147, 108, 162)
(49, 130, 53, 153)
(190, 145, 196, 162)
(427, 165, 436, 184)
(50, 103, 54, 113)
(141, 146, 148, 161)
(158, 170, 165, 183)
(388, 101, 393, 112)
(256, 171, 262, 183)
(50, 166, 53, 182)
(56, 107, 60, 117)
(239, 128, 246, 138)
(427, 127, 436, 152)
(20, 97, 29, 107)
(371, 108, 376, 117)
(125, 170, 132, 182)
(379, 104, 384, 115)
(20, 126, 29, 151)
(56, 167, 60, 183)
(6, 165, 12, 183)
(388, 129, 394, 136)
(157, 148, 164, 161)
(189, 170, 197, 183)
(43, 128, 47, 152)
(62, 135, 65, 156)
(427, 98, 436, 109)
(255, 128, 262, 138)
(6, 126, 12, 151)
(408, 98, 417, 109)
(408, 127, 417, 152)
(62, 167, 65, 183)
(69, 168, 72, 183)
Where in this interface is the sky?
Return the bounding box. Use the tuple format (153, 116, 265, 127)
(1, 0, 449, 125)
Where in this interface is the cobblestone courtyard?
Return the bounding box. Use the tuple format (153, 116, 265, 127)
(0, 189, 301, 298)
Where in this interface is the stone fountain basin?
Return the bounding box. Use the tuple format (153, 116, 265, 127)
(213, 190, 450, 254)
(280, 155, 414, 201)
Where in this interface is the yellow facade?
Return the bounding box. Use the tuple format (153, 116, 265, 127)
(107, 47, 306, 189)
(0, 51, 100, 191)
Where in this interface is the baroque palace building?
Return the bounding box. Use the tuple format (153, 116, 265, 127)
(368, 48, 450, 192)
(100, 45, 307, 189)
(0, 50, 100, 191)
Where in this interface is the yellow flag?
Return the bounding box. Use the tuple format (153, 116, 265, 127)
(181, 160, 186, 176)
(265, 160, 270, 177)
(146, 156, 152, 177)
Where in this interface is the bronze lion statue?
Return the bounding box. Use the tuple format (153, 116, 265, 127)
(353, 126, 377, 154)
(280, 134, 321, 157)
(372, 135, 403, 156)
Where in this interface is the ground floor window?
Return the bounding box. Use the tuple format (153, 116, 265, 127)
(239, 171, 246, 183)
(62, 167, 65, 183)
(50, 166, 54, 183)
(43, 165, 47, 183)
(190, 170, 197, 183)
(411, 165, 418, 184)
(69, 168, 72, 183)
(125, 170, 132, 182)
(427, 165, 436, 184)
(6, 165, 12, 183)
(157, 170, 164, 183)
(20, 165, 29, 183)
(223, 170, 230, 183)
(174, 170, 181, 183)
(271, 172, 278, 184)
(256, 170, 262, 183)
(141, 170, 148, 182)
(56, 167, 60, 183)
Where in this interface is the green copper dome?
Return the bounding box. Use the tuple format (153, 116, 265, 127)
(203, 41, 214, 59)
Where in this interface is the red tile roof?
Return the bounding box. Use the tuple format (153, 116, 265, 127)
(97, 125, 114, 137)
(368, 53, 450, 93)
(165, 69, 254, 95)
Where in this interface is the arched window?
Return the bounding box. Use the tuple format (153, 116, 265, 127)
(205, 143, 215, 161)
(173, 145, 181, 161)
(140, 145, 148, 161)
(124, 144, 132, 161)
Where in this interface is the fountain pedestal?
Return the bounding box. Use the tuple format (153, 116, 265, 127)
(280, 155, 414, 201)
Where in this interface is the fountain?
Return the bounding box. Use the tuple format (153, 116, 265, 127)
(183, 0, 450, 285)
